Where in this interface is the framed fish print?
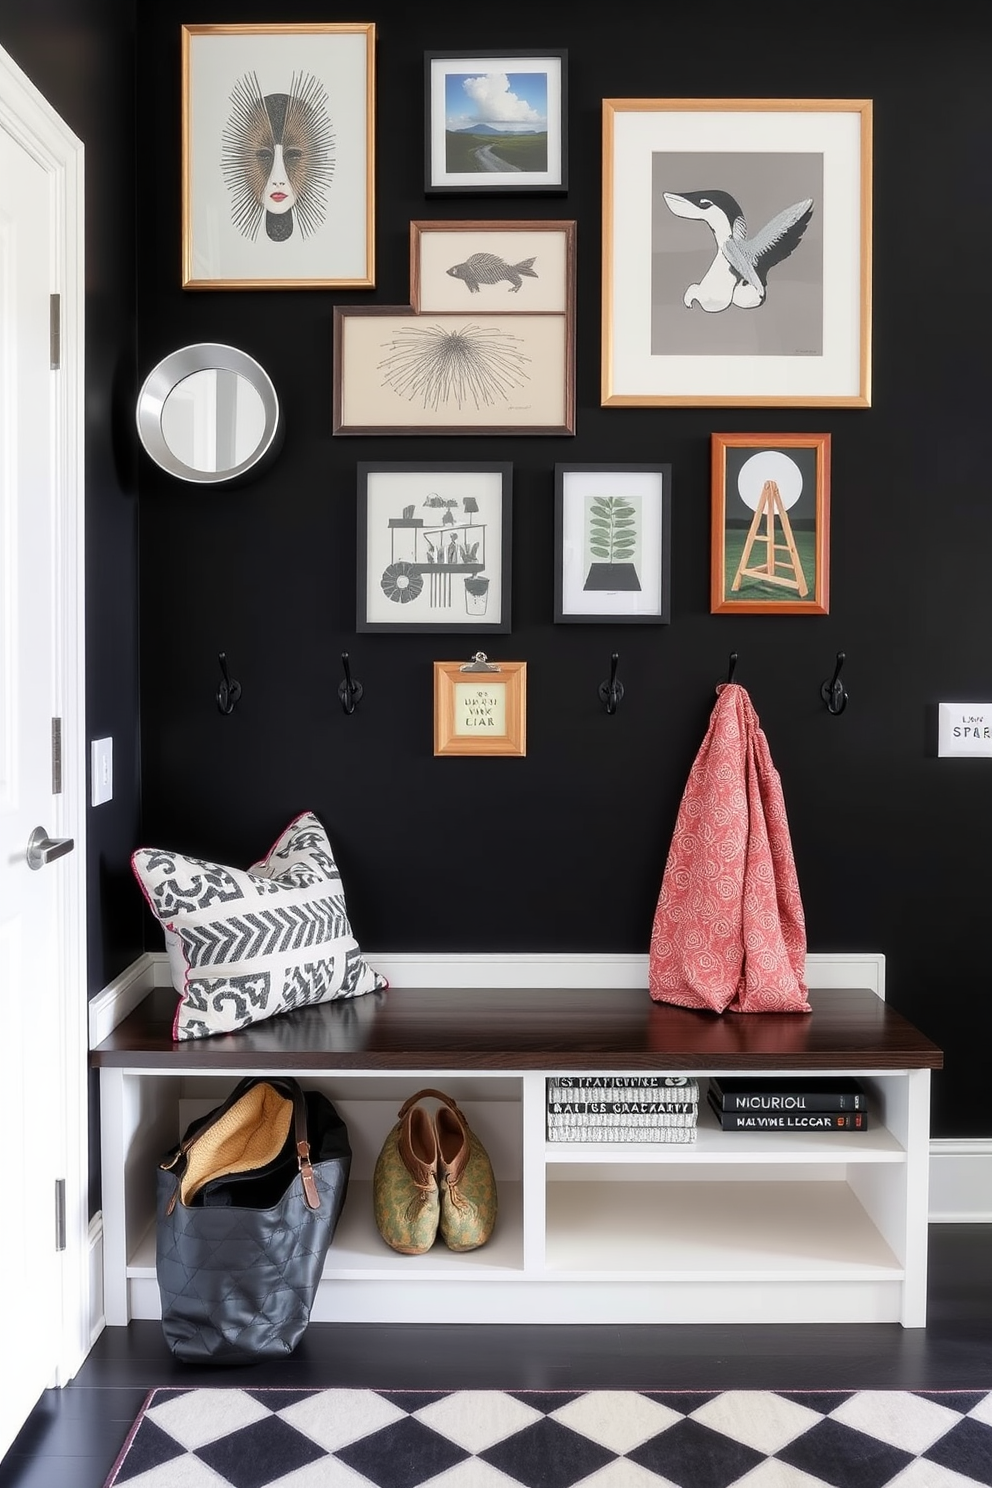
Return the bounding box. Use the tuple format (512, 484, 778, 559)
(711, 433, 830, 614)
(554, 464, 672, 624)
(410, 220, 574, 312)
(425, 50, 567, 195)
(601, 99, 872, 407)
(357, 462, 512, 634)
(181, 23, 375, 289)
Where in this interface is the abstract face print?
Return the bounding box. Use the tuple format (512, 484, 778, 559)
(221, 71, 335, 243)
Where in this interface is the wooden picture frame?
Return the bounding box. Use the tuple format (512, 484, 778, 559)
(410, 219, 575, 316)
(357, 462, 512, 634)
(434, 657, 527, 757)
(602, 98, 872, 407)
(333, 303, 574, 435)
(181, 23, 375, 289)
(554, 464, 672, 624)
(425, 50, 567, 196)
(711, 433, 830, 614)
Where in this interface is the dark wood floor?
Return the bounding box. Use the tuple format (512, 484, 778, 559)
(3, 1224, 991, 1488)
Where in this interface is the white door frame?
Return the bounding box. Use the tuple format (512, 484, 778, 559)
(0, 43, 90, 1386)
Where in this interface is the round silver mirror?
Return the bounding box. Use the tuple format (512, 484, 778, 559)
(136, 343, 282, 485)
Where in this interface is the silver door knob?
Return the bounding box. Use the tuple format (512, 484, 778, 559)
(26, 826, 75, 871)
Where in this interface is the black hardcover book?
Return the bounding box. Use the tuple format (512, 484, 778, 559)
(708, 1076, 867, 1112)
(707, 1091, 869, 1131)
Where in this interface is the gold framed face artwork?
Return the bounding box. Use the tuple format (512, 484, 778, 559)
(433, 656, 526, 757)
(181, 23, 375, 289)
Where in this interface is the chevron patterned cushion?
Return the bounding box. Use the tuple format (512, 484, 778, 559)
(131, 810, 387, 1040)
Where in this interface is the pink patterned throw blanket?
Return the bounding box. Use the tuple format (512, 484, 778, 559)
(649, 683, 811, 1014)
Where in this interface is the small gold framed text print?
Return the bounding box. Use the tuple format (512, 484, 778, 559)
(433, 655, 526, 757)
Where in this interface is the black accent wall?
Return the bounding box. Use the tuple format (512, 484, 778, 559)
(7, 2, 992, 1151)
(132, 2, 989, 1139)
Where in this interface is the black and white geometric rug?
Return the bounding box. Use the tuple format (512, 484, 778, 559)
(104, 1387, 992, 1487)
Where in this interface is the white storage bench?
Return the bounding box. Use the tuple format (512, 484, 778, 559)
(89, 953, 942, 1329)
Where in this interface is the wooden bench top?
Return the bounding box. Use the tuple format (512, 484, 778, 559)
(89, 985, 943, 1073)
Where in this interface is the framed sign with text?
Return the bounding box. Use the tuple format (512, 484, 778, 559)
(433, 655, 526, 757)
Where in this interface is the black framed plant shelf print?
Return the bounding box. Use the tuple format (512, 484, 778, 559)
(357, 462, 512, 633)
(554, 464, 672, 623)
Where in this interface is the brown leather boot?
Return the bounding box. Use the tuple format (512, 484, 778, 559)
(431, 1089, 498, 1252)
(372, 1092, 439, 1254)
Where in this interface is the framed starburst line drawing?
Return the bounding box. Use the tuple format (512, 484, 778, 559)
(333, 304, 574, 435)
(182, 23, 375, 289)
(602, 98, 872, 407)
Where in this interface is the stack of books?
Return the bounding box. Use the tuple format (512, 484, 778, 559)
(706, 1076, 870, 1132)
(546, 1075, 699, 1143)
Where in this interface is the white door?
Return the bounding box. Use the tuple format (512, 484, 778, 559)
(0, 47, 87, 1460)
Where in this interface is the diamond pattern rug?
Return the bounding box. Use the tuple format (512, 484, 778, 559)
(104, 1387, 992, 1488)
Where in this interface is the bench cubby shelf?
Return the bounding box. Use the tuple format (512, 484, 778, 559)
(90, 954, 942, 1329)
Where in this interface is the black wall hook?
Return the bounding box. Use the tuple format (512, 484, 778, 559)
(726, 652, 739, 684)
(821, 651, 848, 715)
(598, 652, 624, 715)
(338, 652, 364, 715)
(216, 652, 242, 715)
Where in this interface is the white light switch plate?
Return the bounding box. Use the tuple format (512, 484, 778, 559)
(91, 736, 113, 805)
(937, 704, 992, 757)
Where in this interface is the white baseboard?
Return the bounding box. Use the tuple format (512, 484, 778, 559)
(928, 1140, 992, 1222)
(87, 1213, 105, 1349)
(364, 950, 887, 997)
(88, 951, 172, 1046)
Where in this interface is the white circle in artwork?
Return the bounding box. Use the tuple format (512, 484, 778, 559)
(736, 451, 804, 511)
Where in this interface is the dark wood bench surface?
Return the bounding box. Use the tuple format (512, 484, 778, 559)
(90, 985, 943, 1072)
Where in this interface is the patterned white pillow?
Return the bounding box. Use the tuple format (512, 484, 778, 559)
(132, 810, 387, 1041)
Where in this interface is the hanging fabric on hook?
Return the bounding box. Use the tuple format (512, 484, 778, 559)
(648, 682, 810, 1014)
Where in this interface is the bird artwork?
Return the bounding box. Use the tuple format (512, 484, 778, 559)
(663, 189, 814, 312)
(446, 251, 539, 294)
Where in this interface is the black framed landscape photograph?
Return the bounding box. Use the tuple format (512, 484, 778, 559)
(711, 433, 830, 614)
(425, 50, 567, 195)
(357, 462, 512, 633)
(555, 464, 672, 623)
